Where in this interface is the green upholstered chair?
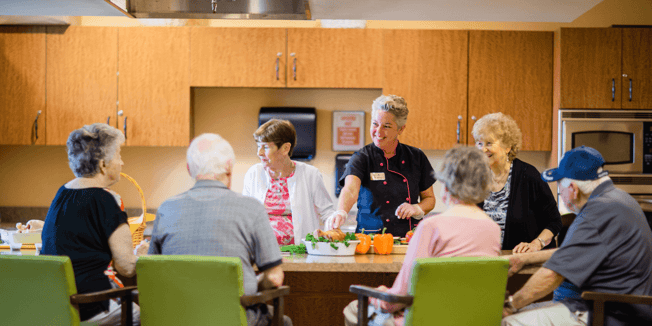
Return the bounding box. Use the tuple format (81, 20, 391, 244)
(136, 255, 290, 326)
(350, 256, 509, 326)
(0, 254, 137, 326)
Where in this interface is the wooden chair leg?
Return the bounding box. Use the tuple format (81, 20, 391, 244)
(272, 296, 285, 326)
(592, 300, 605, 326)
(120, 293, 133, 326)
(358, 294, 368, 326)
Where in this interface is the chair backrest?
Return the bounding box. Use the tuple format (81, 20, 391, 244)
(0, 255, 81, 325)
(137, 255, 247, 326)
(404, 256, 509, 326)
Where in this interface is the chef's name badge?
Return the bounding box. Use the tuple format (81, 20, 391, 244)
(370, 172, 385, 181)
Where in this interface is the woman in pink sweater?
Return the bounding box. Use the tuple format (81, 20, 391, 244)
(344, 146, 502, 326)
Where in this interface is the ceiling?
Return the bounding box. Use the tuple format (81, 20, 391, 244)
(0, 0, 603, 23)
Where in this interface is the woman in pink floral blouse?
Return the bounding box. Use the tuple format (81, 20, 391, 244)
(243, 119, 335, 245)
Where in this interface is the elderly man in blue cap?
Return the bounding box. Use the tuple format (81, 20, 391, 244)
(502, 146, 652, 326)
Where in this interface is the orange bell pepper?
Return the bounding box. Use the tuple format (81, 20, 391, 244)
(373, 227, 394, 255)
(405, 228, 416, 243)
(355, 230, 372, 254)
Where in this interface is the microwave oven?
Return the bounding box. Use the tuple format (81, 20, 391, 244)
(559, 109, 652, 194)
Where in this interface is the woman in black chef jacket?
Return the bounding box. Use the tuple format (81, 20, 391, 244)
(327, 95, 436, 237)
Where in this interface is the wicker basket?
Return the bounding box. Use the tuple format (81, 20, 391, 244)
(120, 172, 155, 248)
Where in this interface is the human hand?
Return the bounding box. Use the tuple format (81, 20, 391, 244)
(395, 203, 424, 219)
(325, 210, 347, 231)
(134, 240, 149, 256)
(368, 285, 390, 309)
(512, 240, 542, 253)
(506, 255, 525, 277)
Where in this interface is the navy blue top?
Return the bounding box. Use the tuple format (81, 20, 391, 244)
(339, 142, 436, 237)
(41, 186, 127, 321)
(544, 181, 652, 325)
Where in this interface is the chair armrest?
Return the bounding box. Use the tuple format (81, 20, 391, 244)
(349, 285, 414, 306)
(70, 286, 138, 304)
(582, 291, 652, 305)
(240, 285, 290, 307)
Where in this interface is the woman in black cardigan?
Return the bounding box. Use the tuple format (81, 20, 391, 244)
(472, 113, 562, 253)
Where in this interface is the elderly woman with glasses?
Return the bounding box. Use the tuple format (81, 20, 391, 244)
(472, 112, 562, 253)
(40, 123, 147, 325)
(243, 119, 336, 245)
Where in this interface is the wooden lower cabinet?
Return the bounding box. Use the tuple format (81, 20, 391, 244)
(283, 271, 398, 325)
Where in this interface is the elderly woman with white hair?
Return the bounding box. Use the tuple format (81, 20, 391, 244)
(149, 133, 291, 326)
(41, 123, 147, 325)
(330, 95, 436, 237)
(472, 112, 562, 253)
(343, 146, 500, 326)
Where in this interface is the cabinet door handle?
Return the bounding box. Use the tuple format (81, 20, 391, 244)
(290, 53, 297, 81)
(275, 52, 282, 81)
(107, 116, 111, 125)
(123, 116, 127, 140)
(629, 78, 633, 102)
(456, 115, 462, 144)
(612, 78, 616, 102)
(32, 110, 42, 143)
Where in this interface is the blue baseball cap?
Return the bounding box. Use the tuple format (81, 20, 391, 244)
(542, 146, 609, 182)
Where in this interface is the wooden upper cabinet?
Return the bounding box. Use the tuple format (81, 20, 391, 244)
(560, 28, 622, 109)
(287, 28, 383, 88)
(191, 28, 286, 87)
(46, 26, 118, 145)
(0, 26, 46, 145)
(621, 28, 652, 109)
(118, 27, 191, 147)
(469, 31, 553, 151)
(383, 30, 468, 150)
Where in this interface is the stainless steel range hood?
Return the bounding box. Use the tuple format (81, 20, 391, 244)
(125, 0, 311, 20)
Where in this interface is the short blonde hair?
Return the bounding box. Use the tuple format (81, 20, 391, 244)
(472, 112, 522, 161)
(371, 95, 409, 128)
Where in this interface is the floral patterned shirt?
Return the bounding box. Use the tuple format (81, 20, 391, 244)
(264, 171, 295, 245)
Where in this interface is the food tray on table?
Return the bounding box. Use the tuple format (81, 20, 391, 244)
(303, 239, 360, 256)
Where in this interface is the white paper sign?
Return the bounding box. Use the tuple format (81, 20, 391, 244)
(332, 111, 365, 151)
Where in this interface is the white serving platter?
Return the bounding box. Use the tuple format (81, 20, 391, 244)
(303, 239, 360, 256)
(12, 231, 42, 244)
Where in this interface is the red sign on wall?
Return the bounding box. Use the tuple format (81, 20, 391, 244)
(333, 111, 365, 151)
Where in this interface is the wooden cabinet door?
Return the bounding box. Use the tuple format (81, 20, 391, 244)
(621, 28, 652, 109)
(287, 28, 383, 88)
(383, 30, 468, 150)
(118, 27, 190, 147)
(46, 26, 118, 145)
(560, 28, 622, 109)
(190, 28, 286, 87)
(469, 31, 553, 151)
(0, 26, 46, 145)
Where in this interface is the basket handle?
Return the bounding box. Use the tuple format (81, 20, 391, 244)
(120, 172, 147, 226)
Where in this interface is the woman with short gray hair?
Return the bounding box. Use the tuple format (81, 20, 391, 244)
(472, 112, 561, 253)
(343, 146, 500, 326)
(41, 123, 147, 325)
(331, 94, 436, 238)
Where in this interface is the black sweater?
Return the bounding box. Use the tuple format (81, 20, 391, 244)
(479, 158, 563, 250)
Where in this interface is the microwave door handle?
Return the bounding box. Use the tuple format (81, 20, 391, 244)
(612, 78, 616, 102)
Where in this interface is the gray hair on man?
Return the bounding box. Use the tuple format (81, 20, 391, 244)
(559, 168, 611, 194)
(187, 133, 235, 180)
(67, 123, 125, 178)
(436, 146, 492, 204)
(371, 94, 409, 128)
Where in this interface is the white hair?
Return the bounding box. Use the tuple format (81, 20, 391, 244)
(186, 133, 235, 180)
(559, 168, 610, 195)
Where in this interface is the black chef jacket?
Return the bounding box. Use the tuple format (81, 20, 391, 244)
(339, 142, 436, 237)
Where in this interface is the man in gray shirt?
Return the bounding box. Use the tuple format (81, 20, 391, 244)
(502, 146, 652, 326)
(149, 133, 288, 326)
